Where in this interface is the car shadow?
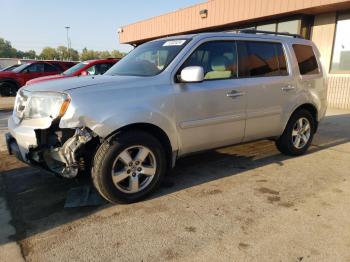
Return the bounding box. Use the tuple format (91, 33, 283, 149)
(1, 112, 349, 245)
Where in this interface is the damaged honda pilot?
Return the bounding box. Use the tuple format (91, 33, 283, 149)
(6, 32, 327, 203)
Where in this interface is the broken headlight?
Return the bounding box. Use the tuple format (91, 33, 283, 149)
(23, 91, 70, 119)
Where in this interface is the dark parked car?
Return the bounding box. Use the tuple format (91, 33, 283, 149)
(26, 58, 119, 85)
(0, 61, 76, 96)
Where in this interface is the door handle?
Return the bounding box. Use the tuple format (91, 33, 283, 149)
(281, 85, 295, 91)
(226, 90, 245, 98)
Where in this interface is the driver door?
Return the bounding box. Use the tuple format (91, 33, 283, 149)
(21, 63, 45, 83)
(174, 40, 246, 155)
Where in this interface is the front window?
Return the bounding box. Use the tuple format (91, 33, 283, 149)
(181, 41, 238, 80)
(12, 63, 30, 73)
(330, 12, 350, 73)
(62, 62, 89, 76)
(105, 39, 190, 77)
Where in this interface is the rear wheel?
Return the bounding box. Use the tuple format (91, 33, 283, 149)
(92, 131, 166, 204)
(0, 82, 18, 96)
(276, 109, 315, 156)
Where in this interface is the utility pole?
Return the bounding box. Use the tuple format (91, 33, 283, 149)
(65, 26, 71, 61)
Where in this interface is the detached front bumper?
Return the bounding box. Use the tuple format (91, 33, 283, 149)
(7, 115, 38, 162)
(6, 115, 96, 178)
(5, 132, 24, 162)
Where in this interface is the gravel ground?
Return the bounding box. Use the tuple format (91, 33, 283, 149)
(0, 109, 350, 262)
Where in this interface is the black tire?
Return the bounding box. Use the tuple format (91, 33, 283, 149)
(92, 130, 166, 204)
(276, 109, 316, 156)
(0, 82, 18, 97)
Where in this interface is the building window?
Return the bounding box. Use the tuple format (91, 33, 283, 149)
(232, 16, 312, 39)
(257, 23, 277, 32)
(331, 12, 350, 73)
(277, 20, 300, 35)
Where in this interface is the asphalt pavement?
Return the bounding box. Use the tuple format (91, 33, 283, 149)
(0, 108, 350, 261)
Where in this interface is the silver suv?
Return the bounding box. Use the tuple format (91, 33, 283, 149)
(6, 32, 327, 203)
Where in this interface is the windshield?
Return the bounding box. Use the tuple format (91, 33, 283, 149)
(62, 62, 88, 76)
(12, 63, 30, 73)
(105, 39, 190, 77)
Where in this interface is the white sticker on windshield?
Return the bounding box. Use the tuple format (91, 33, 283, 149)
(163, 40, 186, 46)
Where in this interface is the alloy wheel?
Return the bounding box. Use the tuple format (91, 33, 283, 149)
(111, 145, 157, 194)
(291, 117, 311, 149)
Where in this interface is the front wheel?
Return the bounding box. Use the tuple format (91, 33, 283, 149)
(92, 131, 166, 204)
(276, 109, 316, 156)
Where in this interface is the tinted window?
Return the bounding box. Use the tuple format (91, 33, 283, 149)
(237, 41, 288, 77)
(44, 63, 59, 72)
(26, 63, 45, 73)
(50, 63, 64, 71)
(293, 44, 319, 75)
(181, 41, 238, 80)
(86, 63, 114, 75)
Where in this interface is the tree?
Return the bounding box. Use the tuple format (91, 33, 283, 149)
(39, 47, 59, 60)
(0, 38, 17, 58)
(21, 50, 37, 59)
(1, 36, 126, 61)
(111, 50, 127, 58)
(56, 46, 79, 61)
(99, 50, 111, 59)
(68, 48, 79, 61)
(80, 48, 99, 60)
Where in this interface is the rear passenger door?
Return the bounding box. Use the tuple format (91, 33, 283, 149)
(237, 40, 295, 141)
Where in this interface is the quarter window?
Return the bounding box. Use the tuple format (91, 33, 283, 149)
(181, 41, 238, 80)
(293, 44, 319, 75)
(237, 41, 288, 77)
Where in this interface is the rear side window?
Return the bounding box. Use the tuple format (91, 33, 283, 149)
(292, 44, 319, 75)
(45, 64, 59, 72)
(237, 41, 288, 77)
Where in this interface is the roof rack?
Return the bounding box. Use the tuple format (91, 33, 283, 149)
(238, 29, 304, 39)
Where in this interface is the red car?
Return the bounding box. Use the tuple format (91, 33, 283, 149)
(0, 61, 76, 96)
(26, 58, 119, 86)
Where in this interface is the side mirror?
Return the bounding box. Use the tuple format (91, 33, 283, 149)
(180, 66, 204, 83)
(80, 71, 88, 76)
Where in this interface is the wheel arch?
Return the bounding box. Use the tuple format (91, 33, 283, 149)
(284, 103, 319, 133)
(104, 122, 175, 170)
(0, 78, 20, 87)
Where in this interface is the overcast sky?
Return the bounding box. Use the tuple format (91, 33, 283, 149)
(0, 0, 201, 53)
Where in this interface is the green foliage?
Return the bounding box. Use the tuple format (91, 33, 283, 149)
(0, 38, 20, 58)
(56, 46, 79, 61)
(110, 50, 126, 59)
(39, 47, 59, 60)
(80, 48, 127, 61)
(0, 36, 126, 61)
